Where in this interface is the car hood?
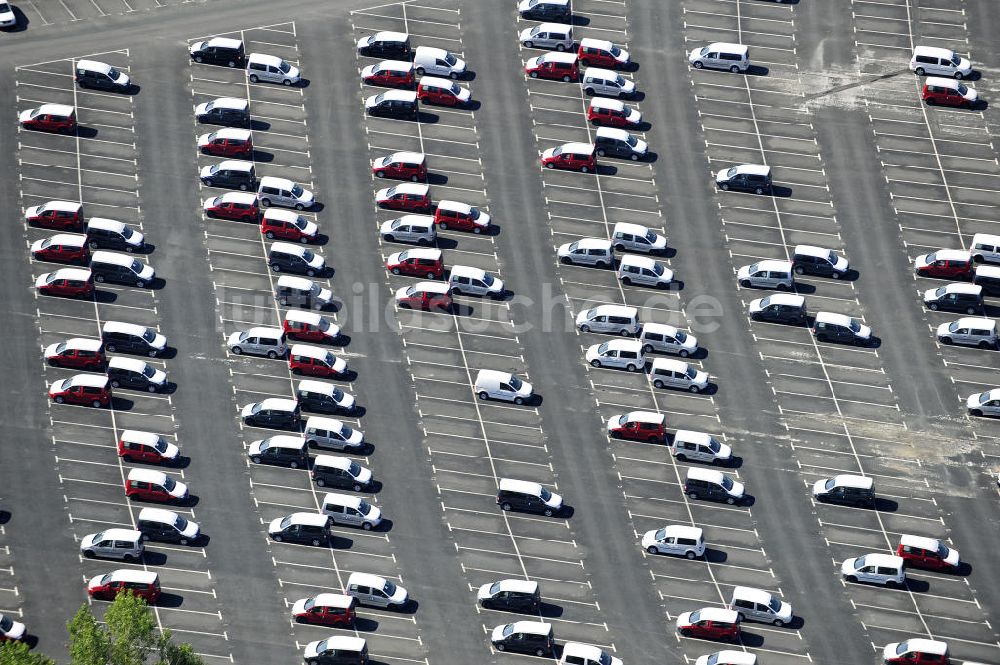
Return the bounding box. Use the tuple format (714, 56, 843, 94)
(728, 480, 746, 498)
(267, 517, 285, 534)
(715, 168, 731, 183)
(306, 253, 325, 269)
(299, 220, 318, 237)
(248, 439, 265, 456)
(575, 311, 593, 326)
(650, 234, 667, 250)
(150, 368, 167, 385)
(149, 333, 167, 350)
(841, 557, 860, 576)
(542, 147, 558, 160)
(18, 109, 34, 122)
(914, 254, 932, 269)
(35, 273, 52, 288)
(0, 7, 16, 25)
(295, 189, 315, 205)
(936, 321, 954, 337)
(454, 87, 472, 102)
(640, 529, 660, 548)
(241, 403, 259, 418)
(476, 582, 494, 601)
(688, 47, 704, 62)
(380, 219, 399, 234)
(681, 333, 698, 350)
(364, 505, 383, 522)
(449, 56, 467, 74)
(353, 464, 372, 484)
(80, 533, 99, 549)
(196, 132, 213, 146)
(775, 601, 793, 622)
(967, 392, 985, 408)
(386, 251, 404, 265)
(632, 137, 649, 154)
(356, 35, 373, 49)
(585, 345, 603, 362)
(167, 479, 188, 498)
(389, 585, 409, 605)
(321, 322, 342, 340)
(376, 187, 394, 201)
(44, 342, 64, 358)
(883, 644, 902, 660)
(180, 519, 200, 539)
(227, 331, 245, 347)
(332, 356, 349, 375)
(715, 442, 733, 460)
(30, 238, 49, 252)
(855, 323, 872, 340)
(963, 87, 978, 102)
(833, 255, 849, 272)
(620, 79, 636, 93)
(285, 65, 301, 80)
(189, 41, 206, 54)
(194, 102, 210, 116)
(113, 72, 131, 87)
(944, 548, 961, 567)
(137, 264, 155, 280)
(676, 611, 693, 628)
(317, 287, 333, 304)
(486, 277, 505, 293)
(616, 48, 631, 64)
(48, 378, 68, 395)
(159, 441, 180, 460)
(87, 574, 104, 590)
(518, 27, 537, 41)
(474, 210, 492, 226)
(345, 426, 364, 445)
(957, 57, 972, 74)
(515, 380, 533, 398)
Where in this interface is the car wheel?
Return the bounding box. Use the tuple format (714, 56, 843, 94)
(273, 534, 283, 542)
(426, 271, 436, 279)
(362, 522, 373, 531)
(93, 400, 104, 408)
(817, 333, 828, 342)
(730, 65, 741, 73)
(543, 508, 554, 517)
(626, 364, 637, 372)
(678, 349, 690, 358)
(941, 337, 953, 345)
(773, 619, 785, 627)
(136, 280, 146, 288)
(654, 379, 665, 389)
(928, 302, 939, 310)
(535, 648, 547, 657)
(630, 153, 640, 161)
(971, 409, 983, 417)
(111, 380, 121, 388)
(501, 502, 512, 511)
(585, 87, 595, 95)
(232, 346, 242, 355)
(620, 328, 631, 337)
(740, 279, 751, 288)
(562, 75, 571, 82)
(147, 385, 157, 393)
(311, 538, 321, 547)
(496, 644, 506, 652)
(84, 550, 95, 558)
(249, 74, 258, 83)
(693, 62, 704, 69)
(95, 275, 106, 283)
(581, 166, 590, 173)
(450, 72, 459, 80)
(726, 497, 736, 505)
(271, 264, 281, 273)
(754, 187, 765, 195)
(418, 238, 430, 246)
(926, 98, 936, 106)
(579, 324, 591, 334)
(915, 67, 925, 76)
(979, 340, 994, 349)
(686, 550, 697, 560)
(689, 385, 701, 393)
(545, 162, 555, 169)
(283, 79, 292, 86)
(514, 396, 525, 405)
(967, 306, 977, 315)
(306, 269, 316, 277)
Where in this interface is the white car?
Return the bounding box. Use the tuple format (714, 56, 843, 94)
(649, 358, 709, 392)
(841, 553, 906, 587)
(585, 339, 645, 372)
(641, 525, 705, 558)
(0, 613, 25, 642)
(967, 388, 1000, 417)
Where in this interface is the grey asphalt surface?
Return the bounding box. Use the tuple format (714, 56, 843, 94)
(2, 0, 1000, 664)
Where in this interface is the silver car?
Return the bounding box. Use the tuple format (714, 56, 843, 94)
(227, 326, 287, 358)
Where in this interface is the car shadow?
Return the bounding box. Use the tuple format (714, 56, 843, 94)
(194, 534, 211, 547)
(309, 202, 325, 213)
(252, 150, 274, 163)
(873, 497, 898, 512)
(904, 578, 931, 593)
(747, 65, 770, 77)
(21, 635, 40, 650)
(771, 185, 793, 198)
(110, 396, 134, 410)
(558, 505, 574, 519)
(367, 479, 382, 494)
(427, 173, 449, 186)
(76, 126, 98, 139)
(868, 336, 883, 348)
(956, 562, 973, 576)
(332, 333, 351, 347)
(704, 548, 728, 564)
(331, 535, 353, 549)
(981, 304, 1000, 318)
(569, 15, 591, 26)
(156, 593, 184, 608)
(126, 84, 141, 96)
(161, 382, 178, 395)
(787, 616, 805, 630)
(595, 164, 618, 176)
(643, 151, 658, 163)
(172, 456, 192, 470)
(0, 6, 29, 31)
(148, 277, 167, 291)
(972, 100, 989, 112)
(461, 70, 476, 82)
(355, 617, 379, 632)
(416, 111, 439, 124)
(741, 494, 756, 507)
(350, 405, 367, 419)
(0, 510, 9, 525)
(182, 495, 200, 507)
(537, 602, 564, 619)
(625, 62, 640, 73)
(93, 289, 118, 304)
(142, 551, 168, 566)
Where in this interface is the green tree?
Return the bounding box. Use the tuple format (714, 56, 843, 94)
(68, 603, 109, 665)
(0, 640, 55, 665)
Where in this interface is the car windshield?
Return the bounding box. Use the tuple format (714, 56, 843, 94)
(249, 403, 262, 415)
(609, 45, 622, 57)
(824, 478, 837, 490)
(258, 439, 271, 453)
(747, 262, 759, 274)
(374, 93, 386, 104)
(302, 598, 315, 611)
(509, 375, 523, 390)
(699, 47, 709, 56)
(142, 365, 155, 378)
(383, 580, 397, 595)
(204, 101, 216, 112)
(279, 516, 292, 529)
(316, 639, 330, 654)
(951, 54, 962, 65)
(726, 166, 738, 178)
(948, 321, 960, 333)
(597, 342, 610, 354)
(707, 656, 719, 665)
(108, 67, 123, 80)
(386, 186, 398, 197)
(768, 597, 782, 612)
(318, 319, 330, 332)
(482, 273, 495, 286)
(279, 61, 292, 74)
(469, 207, 481, 220)
(685, 367, 697, 379)
(935, 286, 947, 298)
(708, 438, 721, 452)
(0, 615, 13, 632)
(539, 487, 552, 501)
(721, 476, 734, 490)
(551, 146, 564, 157)
(348, 461, 362, 476)
(625, 134, 638, 147)
(957, 83, 969, 95)
(848, 319, 862, 333)
(54, 342, 67, 354)
(293, 217, 309, 230)
(142, 329, 156, 342)
(301, 250, 315, 262)
(599, 653, 612, 665)
(359, 500, 372, 514)
(617, 414, 628, 426)
(936, 543, 949, 557)
(615, 74, 626, 86)
(827, 250, 838, 264)
(925, 252, 937, 263)
(502, 623, 515, 637)
(121, 226, 134, 239)
(38, 238, 53, 249)
(981, 392, 991, 405)
(207, 164, 221, 176)
(689, 610, 702, 623)
(340, 425, 355, 438)
(654, 528, 667, 541)
(759, 296, 772, 308)
(674, 330, 687, 342)
(174, 515, 188, 530)
(644, 230, 658, 243)
(444, 53, 457, 66)
(854, 555, 867, 569)
(896, 642, 910, 656)
(154, 438, 168, 453)
(162, 476, 176, 491)
(291, 184, 304, 197)
(567, 241, 579, 252)
(331, 387, 345, 401)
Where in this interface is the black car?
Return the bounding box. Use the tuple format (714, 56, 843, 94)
(792, 246, 849, 278)
(478, 580, 541, 613)
(86, 219, 145, 253)
(811, 313, 871, 346)
(518, 0, 571, 21)
(297, 384, 356, 415)
(924, 284, 983, 315)
(356, 31, 411, 58)
(107, 358, 166, 393)
(75, 60, 132, 92)
(813, 475, 875, 508)
(200, 161, 256, 191)
(248, 437, 308, 468)
(136, 509, 199, 545)
(268, 244, 326, 277)
(491, 623, 554, 657)
(269, 514, 329, 546)
(594, 128, 647, 161)
(749, 294, 807, 325)
(241, 400, 301, 430)
(716, 164, 772, 194)
(312, 458, 372, 492)
(365, 91, 418, 120)
(189, 37, 246, 67)
(101, 322, 165, 357)
(195, 98, 250, 127)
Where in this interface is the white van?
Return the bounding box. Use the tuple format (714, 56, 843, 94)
(413, 45, 467, 79)
(448, 265, 505, 298)
(737, 259, 794, 290)
(475, 369, 534, 405)
(842, 553, 906, 587)
(649, 358, 709, 392)
(519, 22, 574, 51)
(688, 42, 750, 73)
(617, 254, 673, 289)
(380, 214, 436, 245)
(321, 493, 383, 530)
(80, 528, 144, 561)
(670, 430, 732, 464)
(611, 222, 667, 255)
(910, 45, 972, 79)
(936, 317, 997, 349)
(246, 52, 301, 85)
(641, 524, 705, 558)
(304, 416, 365, 452)
(639, 322, 698, 357)
(557, 237, 614, 267)
(575, 304, 640, 336)
(346, 572, 409, 609)
(559, 643, 622, 665)
(729, 586, 793, 626)
(582, 67, 635, 98)
(971, 233, 1000, 264)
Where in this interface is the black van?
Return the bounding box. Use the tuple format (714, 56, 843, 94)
(75, 60, 132, 92)
(496, 479, 563, 517)
(365, 91, 418, 120)
(86, 218, 146, 253)
(812, 475, 875, 508)
(195, 98, 250, 127)
(973, 265, 1000, 296)
(101, 321, 166, 357)
(490, 622, 554, 657)
(189, 37, 246, 67)
(357, 31, 411, 58)
(477, 579, 541, 612)
(275, 276, 332, 310)
(200, 160, 255, 191)
(297, 381, 357, 415)
(137, 507, 200, 545)
(90, 250, 155, 287)
(269, 513, 329, 546)
(106, 357, 167, 393)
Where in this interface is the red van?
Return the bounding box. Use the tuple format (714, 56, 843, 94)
(48, 374, 111, 408)
(44, 338, 106, 370)
(118, 430, 179, 465)
(524, 52, 579, 82)
(125, 468, 188, 503)
(36, 267, 94, 299)
(289, 344, 348, 377)
(203, 192, 259, 222)
(87, 570, 161, 603)
(260, 209, 318, 242)
(913, 250, 972, 279)
(395, 281, 453, 312)
(24, 201, 84, 230)
(283, 310, 341, 344)
(31, 233, 90, 264)
(386, 248, 444, 279)
(578, 38, 631, 69)
(292, 593, 357, 627)
(198, 128, 253, 158)
(19, 104, 77, 133)
(433, 200, 491, 233)
(587, 98, 642, 128)
(376, 182, 432, 212)
(372, 151, 427, 182)
(541, 142, 596, 173)
(361, 60, 415, 88)
(607, 411, 666, 443)
(676, 607, 741, 642)
(416, 76, 471, 106)
(896, 535, 961, 572)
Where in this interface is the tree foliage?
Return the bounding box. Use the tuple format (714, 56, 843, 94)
(0, 640, 55, 665)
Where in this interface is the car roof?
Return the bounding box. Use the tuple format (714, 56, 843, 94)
(533, 21, 573, 31)
(39, 200, 82, 212)
(588, 304, 637, 317)
(127, 468, 168, 483)
(419, 75, 458, 87)
(913, 46, 955, 58)
(387, 151, 425, 163)
(614, 221, 654, 235)
(707, 42, 749, 55)
(52, 267, 93, 280)
(412, 281, 450, 294)
(92, 250, 138, 267)
(374, 59, 413, 70)
(508, 621, 552, 635)
(575, 237, 612, 249)
(415, 45, 451, 58)
(541, 51, 578, 64)
(396, 247, 441, 260)
(137, 507, 179, 522)
(590, 97, 626, 110)
(580, 37, 614, 49)
(270, 241, 308, 254)
(831, 474, 874, 489)
(248, 53, 286, 66)
(305, 415, 345, 429)
(277, 275, 315, 289)
(640, 321, 680, 334)
(560, 142, 595, 154)
(624, 410, 664, 424)
(348, 571, 388, 587)
(708, 652, 756, 665)
(954, 316, 996, 329)
(619, 253, 659, 268)
(206, 37, 243, 49)
(38, 103, 75, 116)
(925, 76, 962, 87)
(735, 164, 770, 176)
(686, 467, 725, 483)
(67, 373, 108, 388)
(601, 338, 643, 351)
(216, 159, 254, 171)
(753, 259, 793, 270)
(298, 379, 335, 394)
(899, 534, 942, 550)
(596, 126, 631, 141)
(103, 320, 148, 335)
(259, 397, 299, 410)
(77, 59, 114, 73)
(312, 593, 355, 608)
(757, 292, 802, 306)
(87, 217, 126, 231)
(212, 127, 252, 140)
(929, 249, 971, 261)
(444, 263, 483, 277)
(46, 233, 87, 246)
(661, 524, 703, 539)
(561, 643, 605, 659)
(64, 337, 104, 352)
(285, 309, 322, 325)
(93, 528, 142, 540)
(290, 344, 330, 359)
(287, 512, 328, 527)
(322, 492, 364, 508)
(494, 579, 539, 593)
(108, 356, 149, 372)
(262, 208, 302, 221)
(941, 283, 981, 294)
(376, 89, 418, 102)
(900, 639, 948, 655)
(313, 454, 352, 470)
(732, 586, 775, 604)
(651, 358, 692, 372)
(259, 175, 296, 188)
(120, 430, 161, 445)
(478, 369, 514, 382)
(814, 311, 854, 326)
(107, 569, 158, 583)
(436, 200, 473, 214)
(674, 429, 714, 445)
(263, 435, 306, 449)
(860, 553, 904, 567)
(384, 182, 429, 195)
(499, 478, 543, 494)
(372, 30, 409, 41)
(794, 244, 830, 258)
(246, 325, 284, 336)
(206, 97, 248, 109)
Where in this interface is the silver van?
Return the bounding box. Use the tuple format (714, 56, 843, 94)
(575, 304, 640, 336)
(727, 586, 793, 627)
(346, 572, 409, 609)
(688, 42, 750, 73)
(246, 52, 301, 85)
(380, 214, 436, 245)
(639, 322, 698, 357)
(304, 416, 365, 452)
(971, 233, 1000, 265)
(910, 45, 972, 79)
(737, 259, 793, 290)
(448, 265, 505, 298)
(227, 326, 287, 358)
(275, 275, 332, 310)
(841, 553, 906, 587)
(936, 317, 997, 349)
(80, 528, 144, 561)
(321, 493, 383, 530)
(519, 22, 574, 51)
(582, 67, 635, 98)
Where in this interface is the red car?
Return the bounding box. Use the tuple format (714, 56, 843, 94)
(578, 38, 632, 69)
(260, 208, 318, 242)
(416, 76, 472, 106)
(31, 233, 90, 264)
(395, 281, 453, 312)
(289, 344, 348, 377)
(292, 594, 357, 627)
(434, 200, 491, 233)
(541, 142, 596, 173)
(203, 192, 259, 222)
(361, 60, 415, 88)
(524, 52, 579, 82)
(18, 104, 77, 133)
(283, 310, 341, 344)
(87, 570, 161, 603)
(125, 468, 188, 503)
(372, 151, 426, 182)
(587, 98, 642, 128)
(376, 182, 432, 212)
(386, 248, 444, 279)
(198, 128, 253, 158)
(914, 249, 972, 279)
(35, 267, 94, 299)
(48, 374, 111, 408)
(25, 200, 84, 231)
(607, 411, 666, 443)
(922, 77, 978, 108)
(44, 338, 106, 370)
(897, 535, 961, 572)
(118, 430, 179, 465)
(676, 608, 741, 642)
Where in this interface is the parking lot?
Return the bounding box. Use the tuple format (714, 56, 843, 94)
(3, 0, 1000, 664)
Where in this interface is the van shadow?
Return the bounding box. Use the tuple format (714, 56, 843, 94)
(416, 111, 439, 124)
(737, 631, 764, 647)
(435, 236, 459, 250)
(747, 65, 770, 77)
(355, 617, 380, 632)
(0, 6, 29, 31)
(172, 456, 192, 470)
(868, 336, 883, 349)
(686, 346, 706, 361)
(461, 71, 476, 82)
(375, 519, 393, 533)
(148, 277, 167, 291)
(142, 551, 168, 566)
(155, 593, 184, 608)
(787, 616, 805, 630)
(770, 185, 793, 198)
(558, 505, 574, 519)
(0, 510, 9, 525)
(157, 346, 178, 360)
(332, 535, 353, 549)
(595, 164, 618, 176)
(703, 383, 719, 395)
(537, 602, 563, 619)
(368, 479, 383, 494)
(625, 62, 640, 73)
(569, 15, 591, 26)
(873, 497, 898, 512)
(338, 369, 359, 383)
(182, 495, 200, 508)
(110, 396, 134, 410)
(331, 333, 351, 347)
(252, 150, 274, 163)
(982, 304, 1000, 318)
(956, 561, 973, 576)
(298, 79, 311, 89)
(704, 548, 729, 564)
(464, 100, 482, 111)
(76, 126, 99, 139)
(161, 382, 178, 395)
(312, 233, 330, 246)
(629, 91, 646, 103)
(93, 289, 118, 304)
(426, 173, 449, 186)
(527, 394, 543, 407)
(250, 119, 271, 131)
(903, 578, 931, 593)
